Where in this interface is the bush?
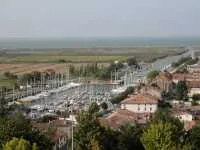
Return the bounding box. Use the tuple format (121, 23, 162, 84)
(111, 86, 134, 104)
(58, 59, 66, 63)
(192, 94, 200, 101)
(176, 81, 188, 101)
(3, 72, 18, 79)
(127, 57, 138, 67)
(101, 102, 108, 111)
(147, 70, 159, 81)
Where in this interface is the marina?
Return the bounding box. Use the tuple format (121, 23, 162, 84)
(3, 48, 193, 120)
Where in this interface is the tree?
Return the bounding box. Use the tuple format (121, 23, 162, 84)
(191, 94, 200, 105)
(74, 110, 145, 150)
(74, 111, 104, 150)
(147, 70, 159, 82)
(101, 102, 108, 111)
(118, 124, 144, 150)
(31, 71, 41, 81)
(20, 73, 33, 83)
(88, 102, 100, 114)
(161, 91, 174, 101)
(0, 95, 7, 116)
(0, 114, 52, 150)
(176, 81, 188, 101)
(58, 59, 66, 63)
(32, 143, 38, 150)
(127, 57, 138, 67)
(141, 121, 176, 150)
(3, 72, 17, 79)
(186, 125, 200, 150)
(110, 86, 134, 104)
(171, 57, 197, 68)
(90, 138, 102, 150)
(125, 86, 134, 94)
(3, 72, 10, 78)
(192, 94, 200, 101)
(153, 108, 184, 144)
(3, 137, 38, 150)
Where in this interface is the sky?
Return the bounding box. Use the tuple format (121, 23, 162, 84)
(0, 0, 200, 38)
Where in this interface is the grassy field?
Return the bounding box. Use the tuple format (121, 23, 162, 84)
(0, 75, 17, 89)
(0, 47, 186, 63)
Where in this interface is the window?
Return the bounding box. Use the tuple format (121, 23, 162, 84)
(138, 104, 140, 111)
(150, 107, 152, 112)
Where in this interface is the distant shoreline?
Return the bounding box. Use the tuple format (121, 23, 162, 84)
(0, 37, 200, 49)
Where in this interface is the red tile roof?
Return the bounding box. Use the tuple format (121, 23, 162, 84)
(173, 74, 187, 81)
(32, 123, 49, 129)
(121, 94, 158, 104)
(171, 72, 200, 88)
(187, 81, 200, 88)
(32, 121, 67, 143)
(99, 109, 150, 129)
(32, 119, 67, 129)
(159, 72, 173, 81)
(51, 119, 66, 126)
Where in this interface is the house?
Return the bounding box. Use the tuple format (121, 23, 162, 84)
(172, 72, 200, 97)
(188, 64, 200, 73)
(33, 119, 71, 150)
(121, 94, 158, 113)
(174, 111, 193, 122)
(99, 109, 150, 129)
(172, 74, 187, 83)
(187, 81, 200, 97)
(154, 72, 174, 92)
(184, 121, 196, 131)
(140, 86, 162, 100)
(99, 93, 159, 129)
(173, 110, 196, 131)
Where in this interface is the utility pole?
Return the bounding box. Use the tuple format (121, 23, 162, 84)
(71, 104, 74, 150)
(12, 86, 15, 102)
(0, 88, 2, 99)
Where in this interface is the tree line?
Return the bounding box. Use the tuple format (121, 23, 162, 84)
(0, 113, 53, 150)
(68, 57, 138, 80)
(172, 57, 199, 68)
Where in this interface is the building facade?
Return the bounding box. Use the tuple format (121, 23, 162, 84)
(121, 94, 158, 113)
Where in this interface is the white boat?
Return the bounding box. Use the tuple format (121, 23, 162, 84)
(69, 82, 81, 87)
(111, 87, 127, 94)
(30, 105, 45, 111)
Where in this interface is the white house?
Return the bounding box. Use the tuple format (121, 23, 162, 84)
(174, 111, 193, 122)
(189, 88, 200, 97)
(121, 94, 158, 113)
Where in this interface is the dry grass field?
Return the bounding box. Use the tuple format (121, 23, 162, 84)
(0, 63, 109, 75)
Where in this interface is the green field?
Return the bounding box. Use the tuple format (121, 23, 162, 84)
(0, 47, 186, 63)
(0, 77, 17, 89)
